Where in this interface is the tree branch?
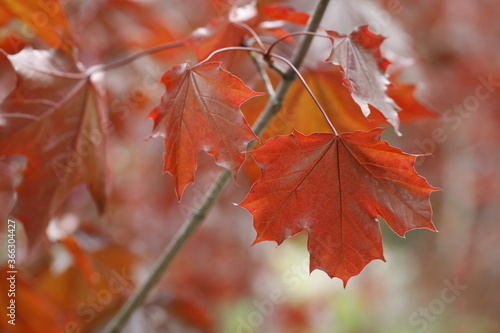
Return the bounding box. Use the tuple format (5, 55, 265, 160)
(251, 0, 330, 137)
(101, 1, 331, 332)
(246, 49, 276, 97)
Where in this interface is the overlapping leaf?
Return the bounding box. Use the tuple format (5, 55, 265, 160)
(0, 48, 108, 244)
(241, 128, 438, 285)
(149, 61, 262, 198)
(185, 3, 257, 61)
(327, 26, 401, 134)
(388, 74, 438, 122)
(185, 2, 310, 61)
(241, 63, 437, 182)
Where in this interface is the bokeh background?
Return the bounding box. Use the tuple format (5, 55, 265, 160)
(1, 0, 499, 332)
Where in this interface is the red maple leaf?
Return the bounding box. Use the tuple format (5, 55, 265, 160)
(0, 48, 109, 245)
(326, 26, 401, 134)
(149, 61, 262, 198)
(240, 128, 438, 285)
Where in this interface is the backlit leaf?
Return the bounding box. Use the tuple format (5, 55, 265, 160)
(241, 128, 438, 285)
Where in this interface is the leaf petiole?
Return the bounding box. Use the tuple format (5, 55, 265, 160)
(266, 52, 338, 135)
(196, 45, 338, 135)
(234, 21, 267, 52)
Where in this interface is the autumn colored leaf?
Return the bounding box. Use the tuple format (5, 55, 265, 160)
(388, 75, 438, 122)
(0, 48, 108, 245)
(241, 63, 386, 183)
(242, 63, 437, 142)
(0, 32, 27, 54)
(0, 0, 72, 47)
(0, 7, 10, 26)
(241, 63, 437, 183)
(243, 64, 384, 138)
(149, 61, 262, 198)
(242, 65, 437, 140)
(326, 26, 401, 134)
(258, 4, 310, 44)
(59, 234, 97, 288)
(264, 4, 310, 25)
(241, 128, 438, 285)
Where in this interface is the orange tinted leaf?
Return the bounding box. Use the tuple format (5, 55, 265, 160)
(0, 48, 108, 245)
(250, 64, 388, 138)
(149, 61, 262, 198)
(241, 128, 438, 285)
(326, 26, 401, 134)
(0, 7, 11, 26)
(0, 32, 27, 54)
(0, 0, 72, 47)
(152, 294, 215, 331)
(264, 4, 310, 25)
(59, 234, 97, 288)
(241, 64, 391, 182)
(0, 267, 66, 333)
(388, 78, 438, 122)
